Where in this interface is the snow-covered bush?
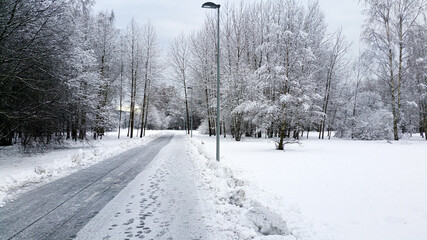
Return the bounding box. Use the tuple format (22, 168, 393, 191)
(340, 91, 395, 140)
(146, 106, 163, 130)
(353, 109, 394, 140)
(197, 119, 210, 135)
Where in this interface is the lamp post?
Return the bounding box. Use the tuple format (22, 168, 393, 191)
(202, 1, 220, 162)
(187, 86, 193, 138)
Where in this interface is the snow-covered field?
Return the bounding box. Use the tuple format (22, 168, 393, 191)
(0, 130, 165, 207)
(2, 129, 426, 240)
(195, 132, 427, 240)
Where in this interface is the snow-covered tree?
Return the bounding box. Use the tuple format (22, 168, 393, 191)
(139, 22, 162, 137)
(92, 10, 119, 139)
(361, 0, 426, 140)
(169, 33, 193, 134)
(125, 18, 142, 138)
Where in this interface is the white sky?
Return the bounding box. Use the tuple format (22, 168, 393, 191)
(93, 0, 365, 57)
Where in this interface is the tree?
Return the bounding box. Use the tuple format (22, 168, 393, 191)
(318, 29, 350, 139)
(169, 33, 192, 134)
(125, 18, 142, 138)
(189, 20, 218, 137)
(139, 22, 161, 137)
(362, 0, 426, 140)
(92, 10, 119, 139)
(406, 20, 426, 139)
(117, 32, 126, 138)
(186, 0, 338, 148)
(0, 0, 82, 145)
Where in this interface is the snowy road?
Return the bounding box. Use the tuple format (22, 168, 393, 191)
(0, 134, 172, 240)
(76, 134, 213, 239)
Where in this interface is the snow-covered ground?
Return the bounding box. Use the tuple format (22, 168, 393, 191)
(195, 132, 427, 240)
(0, 130, 164, 207)
(2, 129, 426, 240)
(77, 133, 297, 240)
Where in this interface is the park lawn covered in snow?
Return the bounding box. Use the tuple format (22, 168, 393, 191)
(0, 130, 165, 207)
(195, 132, 427, 240)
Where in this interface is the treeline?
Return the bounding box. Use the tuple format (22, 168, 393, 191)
(1, 0, 425, 148)
(172, 0, 426, 147)
(1, 0, 81, 146)
(0, 0, 186, 147)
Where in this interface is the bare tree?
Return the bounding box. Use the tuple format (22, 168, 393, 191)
(189, 18, 218, 137)
(319, 29, 350, 139)
(169, 33, 192, 134)
(407, 21, 427, 139)
(126, 18, 142, 138)
(139, 22, 161, 137)
(362, 0, 426, 140)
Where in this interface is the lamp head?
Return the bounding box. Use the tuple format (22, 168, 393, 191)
(202, 2, 220, 9)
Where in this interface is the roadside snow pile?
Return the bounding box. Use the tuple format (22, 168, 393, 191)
(0, 131, 164, 207)
(246, 201, 290, 236)
(187, 137, 311, 240)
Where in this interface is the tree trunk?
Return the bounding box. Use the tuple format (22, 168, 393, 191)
(66, 121, 70, 140)
(278, 114, 286, 150)
(397, 12, 403, 139)
(208, 117, 212, 137)
(118, 62, 123, 139)
(140, 83, 148, 137)
(205, 88, 212, 137)
(351, 73, 360, 139)
(389, 50, 398, 141)
(143, 86, 150, 136)
(127, 116, 131, 137)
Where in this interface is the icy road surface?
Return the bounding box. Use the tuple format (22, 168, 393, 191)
(76, 134, 214, 239)
(0, 134, 172, 239)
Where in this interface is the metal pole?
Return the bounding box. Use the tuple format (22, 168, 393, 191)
(216, 6, 220, 162)
(190, 88, 193, 138)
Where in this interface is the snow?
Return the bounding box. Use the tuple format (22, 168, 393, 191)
(77, 133, 297, 239)
(187, 136, 295, 239)
(195, 132, 427, 240)
(0, 130, 164, 207)
(76, 134, 213, 239)
(188, 135, 322, 240)
(3, 129, 425, 240)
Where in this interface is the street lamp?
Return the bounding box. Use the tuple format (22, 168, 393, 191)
(202, 1, 220, 162)
(187, 86, 193, 138)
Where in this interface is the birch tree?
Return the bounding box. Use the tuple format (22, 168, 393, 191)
(362, 0, 426, 140)
(407, 21, 427, 138)
(125, 18, 142, 138)
(139, 22, 161, 137)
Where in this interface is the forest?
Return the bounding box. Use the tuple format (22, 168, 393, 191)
(0, 0, 426, 148)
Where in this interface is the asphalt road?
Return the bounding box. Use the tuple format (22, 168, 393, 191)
(0, 134, 172, 240)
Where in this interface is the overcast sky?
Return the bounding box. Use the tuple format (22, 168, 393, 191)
(94, 0, 365, 57)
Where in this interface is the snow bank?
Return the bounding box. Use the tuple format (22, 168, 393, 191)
(187, 137, 299, 239)
(246, 201, 290, 236)
(0, 130, 165, 207)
